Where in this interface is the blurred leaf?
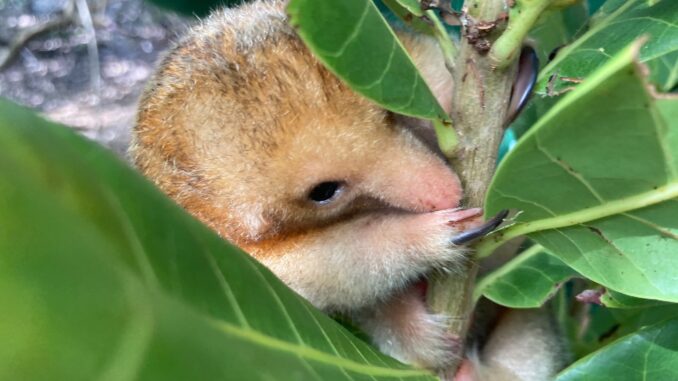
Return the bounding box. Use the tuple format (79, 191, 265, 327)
(379, 0, 433, 34)
(565, 300, 678, 359)
(571, 304, 622, 356)
(556, 318, 678, 380)
(485, 42, 678, 303)
(601, 290, 669, 309)
(382, 0, 423, 17)
(537, 0, 678, 93)
(612, 305, 678, 333)
(0, 100, 436, 381)
(287, 0, 449, 122)
(475, 245, 578, 308)
(587, 0, 607, 15)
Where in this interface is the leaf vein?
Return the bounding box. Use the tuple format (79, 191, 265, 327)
(323, 2, 370, 58)
(208, 319, 433, 378)
(534, 133, 606, 203)
(492, 188, 558, 216)
(622, 212, 678, 240)
(356, 38, 397, 90)
(202, 249, 251, 329)
(241, 258, 305, 344)
(552, 228, 613, 285)
(582, 223, 664, 294)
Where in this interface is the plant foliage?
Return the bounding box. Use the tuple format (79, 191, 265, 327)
(1, 0, 677, 380)
(0, 101, 435, 381)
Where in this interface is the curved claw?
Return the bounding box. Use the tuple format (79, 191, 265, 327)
(506, 45, 539, 126)
(451, 209, 509, 245)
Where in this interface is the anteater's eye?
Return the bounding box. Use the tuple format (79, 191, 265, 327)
(308, 181, 344, 204)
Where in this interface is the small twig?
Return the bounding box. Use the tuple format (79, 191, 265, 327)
(489, 0, 558, 68)
(433, 119, 459, 159)
(421, 0, 462, 25)
(424, 9, 457, 72)
(0, 0, 76, 70)
(427, 0, 522, 376)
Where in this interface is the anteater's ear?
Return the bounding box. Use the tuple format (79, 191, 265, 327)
(398, 33, 454, 114)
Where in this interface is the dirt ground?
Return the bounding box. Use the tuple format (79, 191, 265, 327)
(0, 0, 192, 157)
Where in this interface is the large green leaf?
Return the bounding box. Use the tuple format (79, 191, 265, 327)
(475, 245, 578, 308)
(538, 0, 678, 93)
(555, 318, 678, 380)
(600, 290, 669, 309)
(484, 42, 678, 303)
(0, 100, 436, 381)
(286, 0, 448, 121)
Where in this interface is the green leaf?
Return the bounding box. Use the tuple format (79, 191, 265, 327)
(475, 245, 578, 308)
(611, 305, 678, 333)
(379, 0, 433, 34)
(286, 0, 449, 121)
(0, 100, 436, 381)
(529, 3, 589, 64)
(538, 0, 678, 93)
(382, 0, 423, 17)
(555, 318, 678, 380)
(484, 41, 678, 303)
(600, 290, 669, 309)
(646, 50, 678, 91)
(508, 94, 563, 137)
(587, 0, 607, 15)
(565, 302, 678, 358)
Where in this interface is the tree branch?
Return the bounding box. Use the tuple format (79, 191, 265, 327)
(427, 0, 519, 376)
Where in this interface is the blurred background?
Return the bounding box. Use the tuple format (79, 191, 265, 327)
(0, 0, 193, 155)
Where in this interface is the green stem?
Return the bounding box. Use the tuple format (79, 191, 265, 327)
(425, 9, 458, 72)
(432, 119, 458, 158)
(489, 0, 558, 68)
(427, 0, 520, 376)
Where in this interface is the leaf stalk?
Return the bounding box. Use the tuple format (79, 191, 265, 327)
(427, 0, 522, 376)
(425, 9, 458, 72)
(489, 0, 559, 68)
(475, 182, 678, 259)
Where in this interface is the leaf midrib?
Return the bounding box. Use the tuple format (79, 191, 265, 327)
(478, 181, 678, 257)
(209, 318, 432, 378)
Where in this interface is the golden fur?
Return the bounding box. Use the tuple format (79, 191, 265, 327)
(132, 1, 460, 253)
(131, 1, 565, 377)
